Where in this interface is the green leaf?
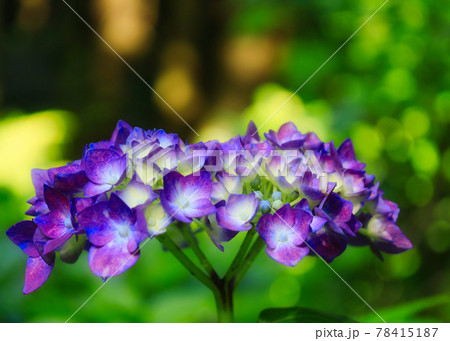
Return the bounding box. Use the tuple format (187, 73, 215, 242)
(258, 307, 357, 323)
(358, 294, 450, 323)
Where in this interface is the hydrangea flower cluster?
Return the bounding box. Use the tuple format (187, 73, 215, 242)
(7, 120, 412, 295)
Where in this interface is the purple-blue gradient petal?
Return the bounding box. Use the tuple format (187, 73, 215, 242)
(266, 243, 309, 267)
(77, 201, 116, 246)
(84, 148, 126, 185)
(368, 215, 413, 254)
(338, 138, 365, 170)
(84, 182, 113, 197)
(43, 185, 70, 214)
(257, 204, 313, 266)
(307, 228, 347, 263)
(88, 241, 139, 279)
(160, 171, 215, 223)
(111, 120, 133, 146)
(23, 254, 54, 294)
(25, 198, 48, 216)
(6, 221, 39, 257)
(216, 193, 259, 231)
(265, 122, 306, 148)
(49, 161, 89, 193)
(31, 168, 50, 200)
(33, 210, 71, 239)
(43, 232, 72, 254)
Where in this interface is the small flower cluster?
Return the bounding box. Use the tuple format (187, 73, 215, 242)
(7, 120, 412, 294)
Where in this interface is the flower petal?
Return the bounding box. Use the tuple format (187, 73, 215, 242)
(25, 198, 49, 216)
(88, 241, 139, 279)
(77, 201, 116, 246)
(142, 202, 173, 237)
(33, 210, 71, 239)
(338, 138, 365, 170)
(23, 255, 54, 294)
(160, 171, 215, 223)
(115, 179, 156, 208)
(84, 182, 113, 197)
(266, 243, 309, 267)
(307, 228, 347, 263)
(43, 185, 70, 214)
(84, 148, 126, 185)
(6, 221, 39, 257)
(31, 168, 50, 200)
(111, 120, 133, 146)
(216, 193, 259, 231)
(368, 215, 413, 253)
(43, 232, 72, 255)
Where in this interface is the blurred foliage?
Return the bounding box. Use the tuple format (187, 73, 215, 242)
(0, 0, 449, 322)
(259, 307, 357, 323)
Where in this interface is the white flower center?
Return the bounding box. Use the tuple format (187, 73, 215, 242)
(278, 233, 289, 243)
(117, 224, 129, 238)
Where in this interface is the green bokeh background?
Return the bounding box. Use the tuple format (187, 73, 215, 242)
(0, 0, 449, 322)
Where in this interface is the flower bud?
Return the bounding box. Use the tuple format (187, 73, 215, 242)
(271, 191, 282, 201)
(272, 199, 283, 210)
(259, 200, 271, 213)
(250, 177, 261, 190)
(254, 190, 263, 200)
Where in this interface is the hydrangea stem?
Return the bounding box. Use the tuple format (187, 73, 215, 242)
(233, 236, 266, 287)
(155, 234, 217, 293)
(215, 281, 234, 323)
(181, 224, 219, 280)
(156, 230, 265, 323)
(156, 233, 232, 322)
(224, 228, 256, 282)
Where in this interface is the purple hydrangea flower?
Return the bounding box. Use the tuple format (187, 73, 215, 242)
(205, 214, 239, 252)
(48, 160, 89, 193)
(159, 171, 216, 223)
(307, 227, 348, 263)
(90, 120, 133, 150)
(307, 193, 361, 263)
(33, 185, 76, 254)
(314, 192, 361, 237)
(265, 122, 306, 149)
(265, 152, 299, 194)
(298, 171, 327, 202)
(83, 148, 127, 196)
(77, 194, 148, 279)
(6, 119, 413, 296)
(257, 204, 312, 266)
(211, 171, 243, 203)
(366, 214, 412, 254)
(350, 192, 412, 255)
(337, 138, 366, 171)
(216, 193, 259, 231)
(7, 220, 40, 258)
(6, 221, 54, 294)
(295, 198, 327, 232)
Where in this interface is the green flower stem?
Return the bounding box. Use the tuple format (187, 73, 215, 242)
(155, 234, 217, 292)
(215, 281, 234, 323)
(157, 230, 266, 323)
(289, 195, 304, 207)
(264, 181, 273, 197)
(224, 228, 256, 283)
(182, 224, 219, 280)
(156, 233, 232, 322)
(233, 236, 266, 287)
